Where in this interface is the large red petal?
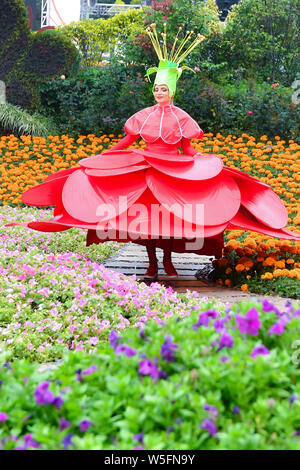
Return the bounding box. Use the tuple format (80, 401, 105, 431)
(144, 153, 223, 181)
(132, 148, 194, 163)
(146, 169, 240, 226)
(85, 164, 150, 177)
(27, 221, 71, 232)
(223, 166, 269, 188)
(44, 167, 80, 182)
(62, 169, 147, 223)
(229, 173, 288, 228)
(229, 207, 300, 240)
(79, 150, 144, 169)
(22, 175, 68, 207)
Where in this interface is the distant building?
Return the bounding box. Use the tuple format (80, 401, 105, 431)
(22, 1, 240, 30)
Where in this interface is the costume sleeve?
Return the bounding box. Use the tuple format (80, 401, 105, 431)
(181, 137, 198, 156)
(103, 134, 139, 153)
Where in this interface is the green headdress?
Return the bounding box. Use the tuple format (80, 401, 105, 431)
(145, 23, 206, 98)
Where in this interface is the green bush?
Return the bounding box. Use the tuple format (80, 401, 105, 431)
(0, 0, 80, 111)
(38, 66, 300, 140)
(58, 9, 145, 67)
(222, 0, 300, 86)
(0, 301, 300, 450)
(38, 64, 150, 136)
(0, 103, 58, 137)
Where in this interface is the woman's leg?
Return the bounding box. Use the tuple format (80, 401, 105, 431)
(162, 238, 178, 277)
(144, 239, 158, 279)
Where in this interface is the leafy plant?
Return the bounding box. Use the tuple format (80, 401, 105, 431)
(0, 301, 300, 449)
(0, 103, 57, 137)
(0, 0, 80, 111)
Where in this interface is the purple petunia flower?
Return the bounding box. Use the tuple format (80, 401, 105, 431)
(217, 332, 234, 352)
(114, 344, 137, 357)
(109, 330, 120, 349)
(261, 299, 280, 315)
(24, 434, 39, 449)
(34, 382, 56, 405)
(133, 446, 145, 450)
(220, 355, 230, 362)
(82, 365, 98, 376)
(59, 418, 71, 431)
(79, 420, 94, 432)
(250, 345, 270, 359)
(236, 308, 261, 336)
(213, 315, 231, 332)
(232, 406, 240, 414)
(158, 369, 168, 379)
(203, 404, 219, 420)
(268, 318, 286, 335)
(139, 359, 160, 381)
(289, 394, 297, 404)
(52, 396, 63, 410)
(34, 382, 63, 409)
(62, 433, 73, 449)
(161, 335, 178, 362)
(133, 432, 144, 443)
(201, 418, 218, 436)
(193, 310, 219, 330)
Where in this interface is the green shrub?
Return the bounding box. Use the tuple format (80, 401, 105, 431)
(58, 9, 145, 67)
(0, 103, 58, 137)
(223, 0, 300, 86)
(0, 0, 80, 111)
(0, 301, 300, 450)
(38, 66, 300, 140)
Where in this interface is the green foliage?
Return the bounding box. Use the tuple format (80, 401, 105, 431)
(58, 9, 145, 67)
(122, 0, 222, 66)
(0, 103, 58, 137)
(176, 77, 300, 140)
(0, 303, 300, 449)
(38, 67, 300, 140)
(38, 64, 150, 136)
(0, 0, 80, 111)
(223, 0, 300, 86)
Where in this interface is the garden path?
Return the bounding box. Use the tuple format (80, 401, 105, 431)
(103, 243, 299, 310)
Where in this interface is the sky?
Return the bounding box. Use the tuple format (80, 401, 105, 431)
(48, 0, 81, 26)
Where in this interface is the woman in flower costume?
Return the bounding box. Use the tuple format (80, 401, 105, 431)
(16, 24, 300, 280)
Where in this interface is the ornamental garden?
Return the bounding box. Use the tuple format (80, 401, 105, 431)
(0, 0, 299, 451)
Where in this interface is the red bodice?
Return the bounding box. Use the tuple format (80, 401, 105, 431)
(124, 104, 203, 144)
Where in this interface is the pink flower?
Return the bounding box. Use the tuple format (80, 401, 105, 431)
(28, 344, 34, 350)
(194, 67, 200, 72)
(89, 337, 98, 345)
(0, 412, 8, 422)
(248, 111, 253, 115)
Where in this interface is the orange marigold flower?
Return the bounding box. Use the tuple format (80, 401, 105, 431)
(241, 284, 249, 292)
(235, 264, 245, 272)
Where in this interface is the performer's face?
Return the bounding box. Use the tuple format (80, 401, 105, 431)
(153, 84, 172, 105)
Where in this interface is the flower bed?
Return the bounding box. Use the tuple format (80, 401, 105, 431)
(1, 206, 228, 362)
(1, 133, 299, 298)
(0, 301, 300, 450)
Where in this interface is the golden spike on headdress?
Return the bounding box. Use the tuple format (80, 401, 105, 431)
(169, 26, 182, 62)
(172, 31, 193, 63)
(163, 23, 167, 60)
(146, 24, 163, 60)
(176, 34, 206, 64)
(146, 23, 206, 65)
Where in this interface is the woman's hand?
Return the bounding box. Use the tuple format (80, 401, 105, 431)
(194, 152, 203, 157)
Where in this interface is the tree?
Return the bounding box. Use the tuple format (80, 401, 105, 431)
(223, 0, 300, 85)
